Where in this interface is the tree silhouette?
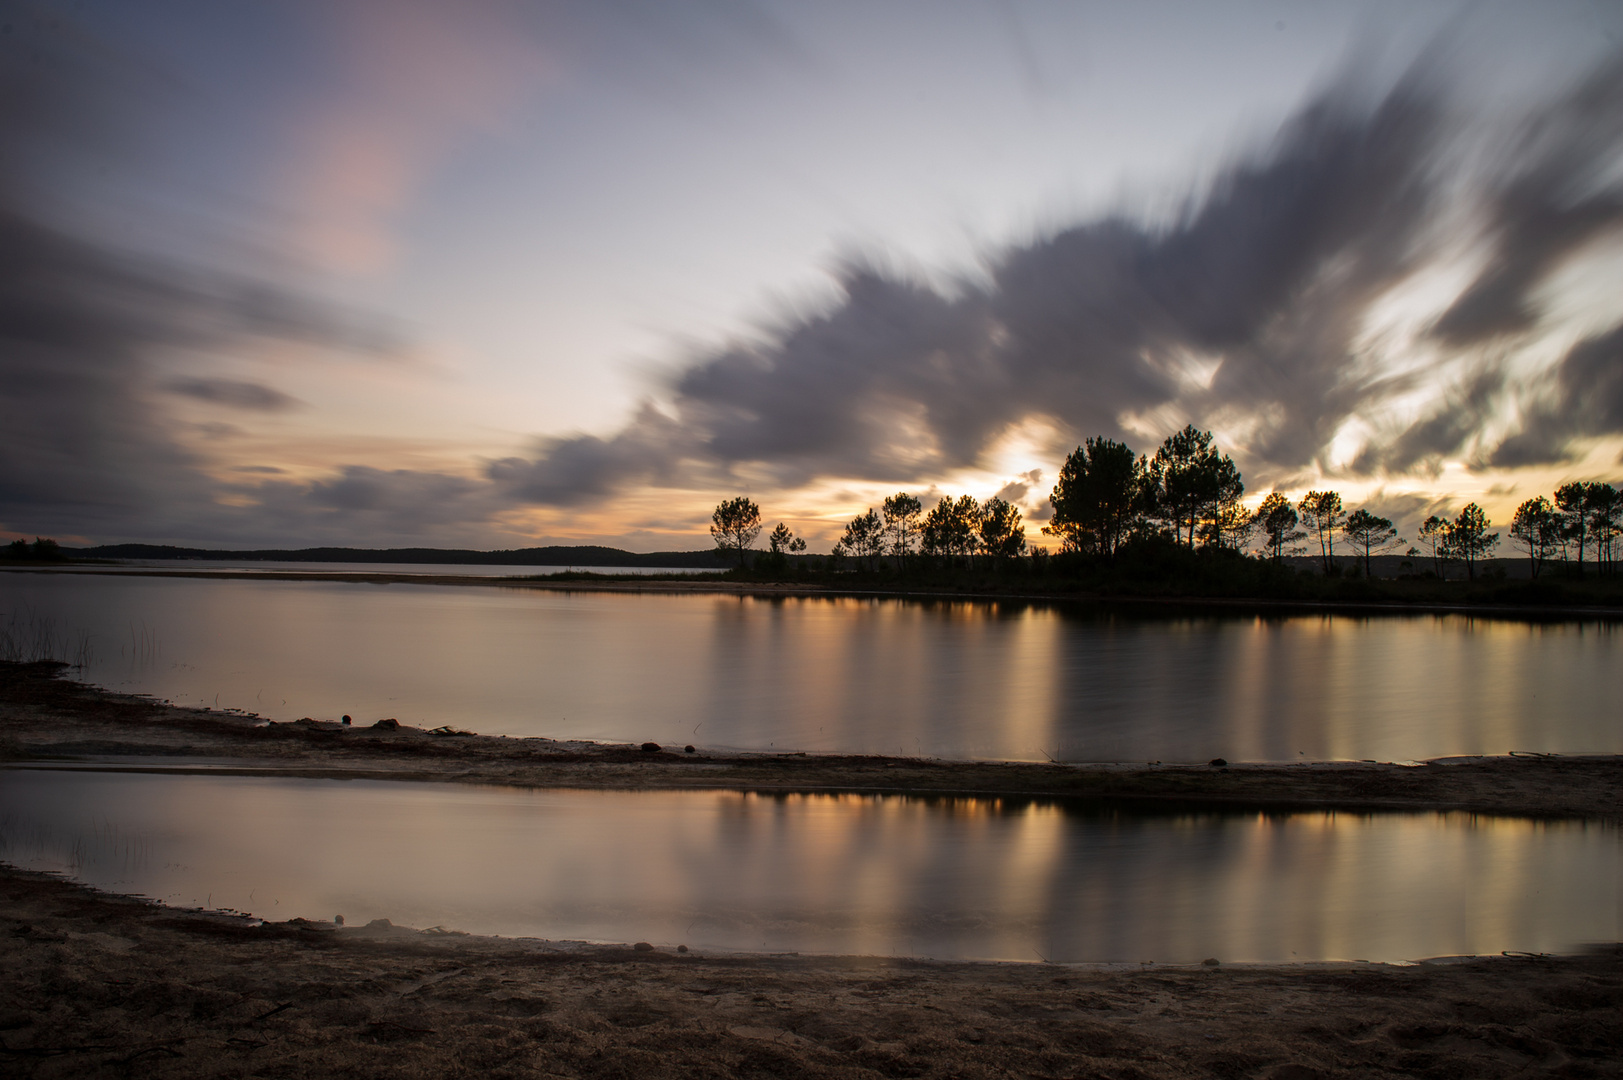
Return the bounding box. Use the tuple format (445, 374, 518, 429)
(1509, 497, 1559, 580)
(1342, 508, 1401, 579)
(1589, 484, 1620, 576)
(977, 497, 1027, 562)
(1417, 515, 1450, 579)
(1554, 482, 1595, 575)
(1205, 496, 1255, 550)
(1147, 426, 1243, 548)
(710, 497, 762, 569)
(881, 492, 923, 571)
(4, 538, 66, 562)
(1449, 502, 1499, 581)
(833, 508, 885, 572)
(767, 523, 806, 555)
(1045, 438, 1143, 557)
(1297, 491, 1344, 574)
(921, 495, 982, 567)
(1254, 493, 1305, 560)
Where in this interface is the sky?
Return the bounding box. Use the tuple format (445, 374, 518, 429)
(2, 0, 1622, 553)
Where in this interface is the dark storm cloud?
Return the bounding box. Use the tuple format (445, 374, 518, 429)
(494, 48, 1623, 505)
(495, 63, 1453, 502)
(0, 202, 417, 541)
(0, 5, 424, 543)
(0, 209, 204, 527)
(227, 466, 501, 543)
(164, 377, 301, 411)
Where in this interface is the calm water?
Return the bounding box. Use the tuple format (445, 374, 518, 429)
(3, 572, 1620, 761)
(69, 561, 708, 577)
(2, 769, 1615, 963)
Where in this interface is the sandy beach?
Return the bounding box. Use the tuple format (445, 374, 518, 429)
(3, 866, 1619, 1080)
(3, 659, 1620, 1077)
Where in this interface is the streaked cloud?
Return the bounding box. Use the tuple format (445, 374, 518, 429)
(493, 51, 1623, 512)
(2, 2, 1620, 551)
(164, 377, 301, 412)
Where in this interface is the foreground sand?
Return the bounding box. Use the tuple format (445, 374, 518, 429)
(4, 660, 1621, 1077)
(3, 868, 1619, 1080)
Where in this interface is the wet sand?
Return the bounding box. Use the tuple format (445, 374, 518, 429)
(3, 659, 1621, 1077)
(3, 868, 1619, 1079)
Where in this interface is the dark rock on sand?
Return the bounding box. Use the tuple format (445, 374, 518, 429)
(641, 742, 661, 752)
(372, 718, 400, 730)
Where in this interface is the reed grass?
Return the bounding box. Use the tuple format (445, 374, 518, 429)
(0, 608, 93, 669)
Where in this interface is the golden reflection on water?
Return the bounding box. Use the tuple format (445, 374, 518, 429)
(3, 573, 1621, 760)
(2, 771, 1616, 963)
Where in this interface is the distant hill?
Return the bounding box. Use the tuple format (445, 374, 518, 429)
(72, 544, 728, 569)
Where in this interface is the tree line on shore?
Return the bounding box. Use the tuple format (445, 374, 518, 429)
(2, 538, 66, 562)
(712, 425, 1622, 582)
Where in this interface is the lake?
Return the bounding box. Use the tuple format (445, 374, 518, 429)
(2, 769, 1615, 963)
(2, 571, 1619, 762)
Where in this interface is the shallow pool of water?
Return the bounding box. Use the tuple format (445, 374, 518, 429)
(3, 769, 1615, 963)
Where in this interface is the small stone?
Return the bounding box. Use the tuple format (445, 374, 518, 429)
(341, 714, 352, 725)
(684, 745, 696, 753)
(1202, 957, 1220, 966)
(1209, 758, 1228, 767)
(365, 918, 392, 930)
(640, 742, 661, 752)
(676, 944, 689, 953)
(372, 718, 399, 730)
(633, 941, 654, 952)
(335, 915, 345, 926)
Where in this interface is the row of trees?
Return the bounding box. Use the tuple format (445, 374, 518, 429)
(710, 431, 1619, 582)
(3, 538, 65, 562)
(1508, 482, 1622, 579)
(1256, 493, 1499, 581)
(1041, 431, 1430, 578)
(826, 492, 1028, 572)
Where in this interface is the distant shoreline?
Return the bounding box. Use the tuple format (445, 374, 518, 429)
(7, 561, 1623, 621)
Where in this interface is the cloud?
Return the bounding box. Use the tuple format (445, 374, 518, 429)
(6, 6, 1622, 550)
(994, 469, 1043, 506)
(1430, 54, 1623, 346)
(272, 0, 550, 271)
(0, 13, 418, 544)
(496, 52, 1617, 505)
(164, 377, 301, 411)
(1351, 367, 1507, 475)
(1490, 323, 1623, 467)
(492, 47, 1623, 506)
